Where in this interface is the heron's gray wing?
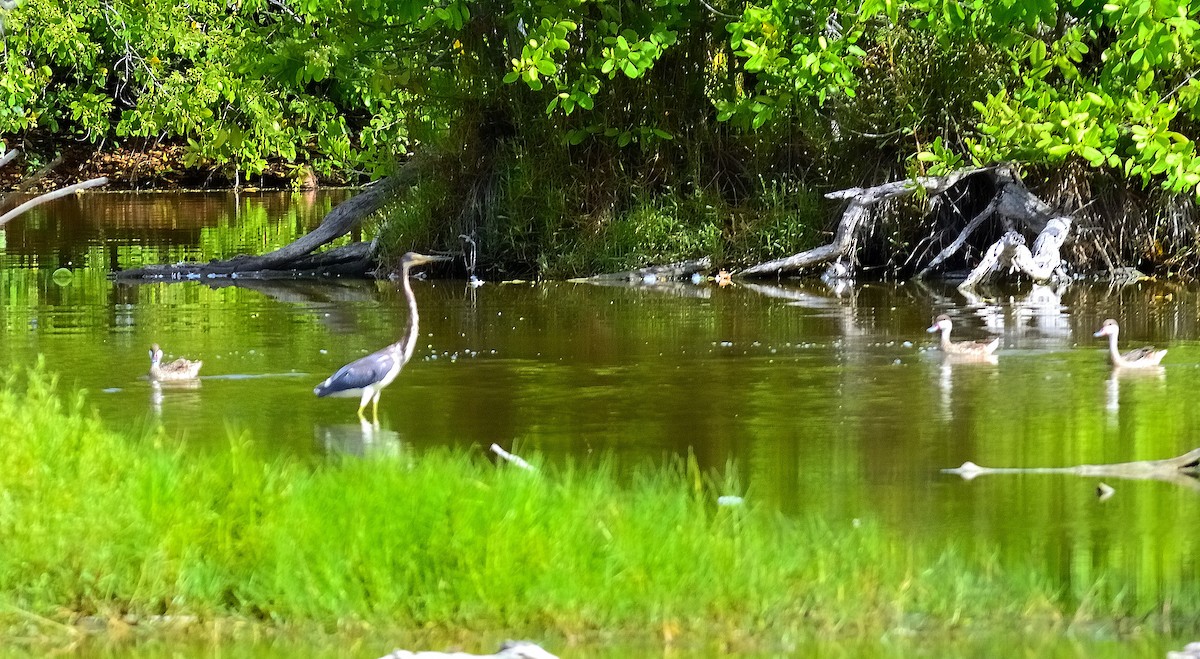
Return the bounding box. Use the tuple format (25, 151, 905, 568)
(314, 351, 396, 397)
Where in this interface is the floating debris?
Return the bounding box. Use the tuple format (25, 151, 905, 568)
(378, 641, 558, 659)
(491, 443, 535, 471)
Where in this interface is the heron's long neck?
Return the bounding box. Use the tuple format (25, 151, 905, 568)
(399, 263, 420, 363)
(1108, 332, 1123, 365)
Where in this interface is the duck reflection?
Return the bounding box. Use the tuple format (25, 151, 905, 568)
(1104, 365, 1166, 419)
(937, 352, 998, 418)
(316, 420, 405, 458)
(148, 378, 203, 416)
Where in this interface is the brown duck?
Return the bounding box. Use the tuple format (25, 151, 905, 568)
(1093, 319, 1166, 368)
(148, 344, 202, 381)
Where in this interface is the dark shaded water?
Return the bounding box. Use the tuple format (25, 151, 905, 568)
(1, 191, 1198, 656)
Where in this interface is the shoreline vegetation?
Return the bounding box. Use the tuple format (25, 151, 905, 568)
(4, 1, 1200, 278)
(1, 364, 1197, 655)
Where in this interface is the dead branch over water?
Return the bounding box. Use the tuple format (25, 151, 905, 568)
(0, 149, 109, 227)
(740, 166, 1073, 290)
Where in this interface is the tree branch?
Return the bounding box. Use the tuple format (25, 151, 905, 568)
(0, 177, 109, 227)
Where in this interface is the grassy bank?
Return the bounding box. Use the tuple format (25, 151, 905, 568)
(0, 365, 1196, 653)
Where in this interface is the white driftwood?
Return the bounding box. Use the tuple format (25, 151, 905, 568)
(379, 640, 558, 659)
(957, 216, 1072, 290)
(0, 149, 19, 170)
(955, 167, 1071, 290)
(490, 443, 535, 471)
(740, 165, 1074, 288)
(0, 176, 109, 227)
(740, 168, 992, 277)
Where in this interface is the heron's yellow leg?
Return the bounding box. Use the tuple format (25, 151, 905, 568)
(371, 394, 381, 423)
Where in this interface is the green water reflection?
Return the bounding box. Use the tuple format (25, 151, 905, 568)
(1, 192, 1198, 655)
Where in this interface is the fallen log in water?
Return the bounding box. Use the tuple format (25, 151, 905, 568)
(571, 257, 714, 298)
(580, 257, 712, 282)
(943, 448, 1200, 493)
(116, 159, 422, 280)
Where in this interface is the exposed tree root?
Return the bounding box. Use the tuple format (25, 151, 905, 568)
(739, 165, 1073, 290)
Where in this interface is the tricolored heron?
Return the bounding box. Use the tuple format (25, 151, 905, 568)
(148, 343, 202, 381)
(1094, 318, 1167, 368)
(314, 251, 450, 422)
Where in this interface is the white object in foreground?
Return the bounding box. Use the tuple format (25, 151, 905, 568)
(490, 443, 536, 471)
(379, 640, 558, 659)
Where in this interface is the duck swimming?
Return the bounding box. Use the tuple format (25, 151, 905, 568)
(926, 314, 999, 357)
(148, 343, 202, 381)
(1093, 319, 1166, 368)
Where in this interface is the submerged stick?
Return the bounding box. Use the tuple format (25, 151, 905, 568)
(580, 257, 712, 282)
(490, 443, 535, 471)
(943, 448, 1200, 492)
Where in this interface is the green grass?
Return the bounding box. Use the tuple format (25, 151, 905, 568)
(0, 364, 1196, 652)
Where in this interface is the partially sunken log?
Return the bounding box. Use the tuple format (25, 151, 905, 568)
(739, 165, 1071, 290)
(582, 257, 712, 283)
(117, 160, 421, 280)
(943, 448, 1200, 493)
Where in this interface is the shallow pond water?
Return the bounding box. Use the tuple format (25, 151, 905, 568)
(1, 191, 1198, 656)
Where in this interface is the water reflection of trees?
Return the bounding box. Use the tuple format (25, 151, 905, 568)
(0, 190, 352, 271)
(735, 278, 1199, 613)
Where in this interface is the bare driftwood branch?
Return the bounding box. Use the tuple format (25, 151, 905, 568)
(0, 148, 20, 171)
(739, 165, 1072, 287)
(0, 154, 64, 213)
(943, 448, 1200, 492)
(958, 216, 1072, 290)
(739, 203, 868, 276)
(740, 167, 993, 278)
(117, 159, 423, 279)
(917, 195, 1002, 278)
(0, 177, 109, 227)
(490, 443, 536, 471)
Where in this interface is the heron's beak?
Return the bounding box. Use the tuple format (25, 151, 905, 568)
(926, 324, 938, 333)
(1093, 328, 1106, 337)
(411, 253, 453, 266)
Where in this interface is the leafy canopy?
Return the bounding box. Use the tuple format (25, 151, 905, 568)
(2, 0, 1199, 195)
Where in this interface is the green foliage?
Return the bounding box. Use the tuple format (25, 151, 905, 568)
(5, 0, 1200, 277)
